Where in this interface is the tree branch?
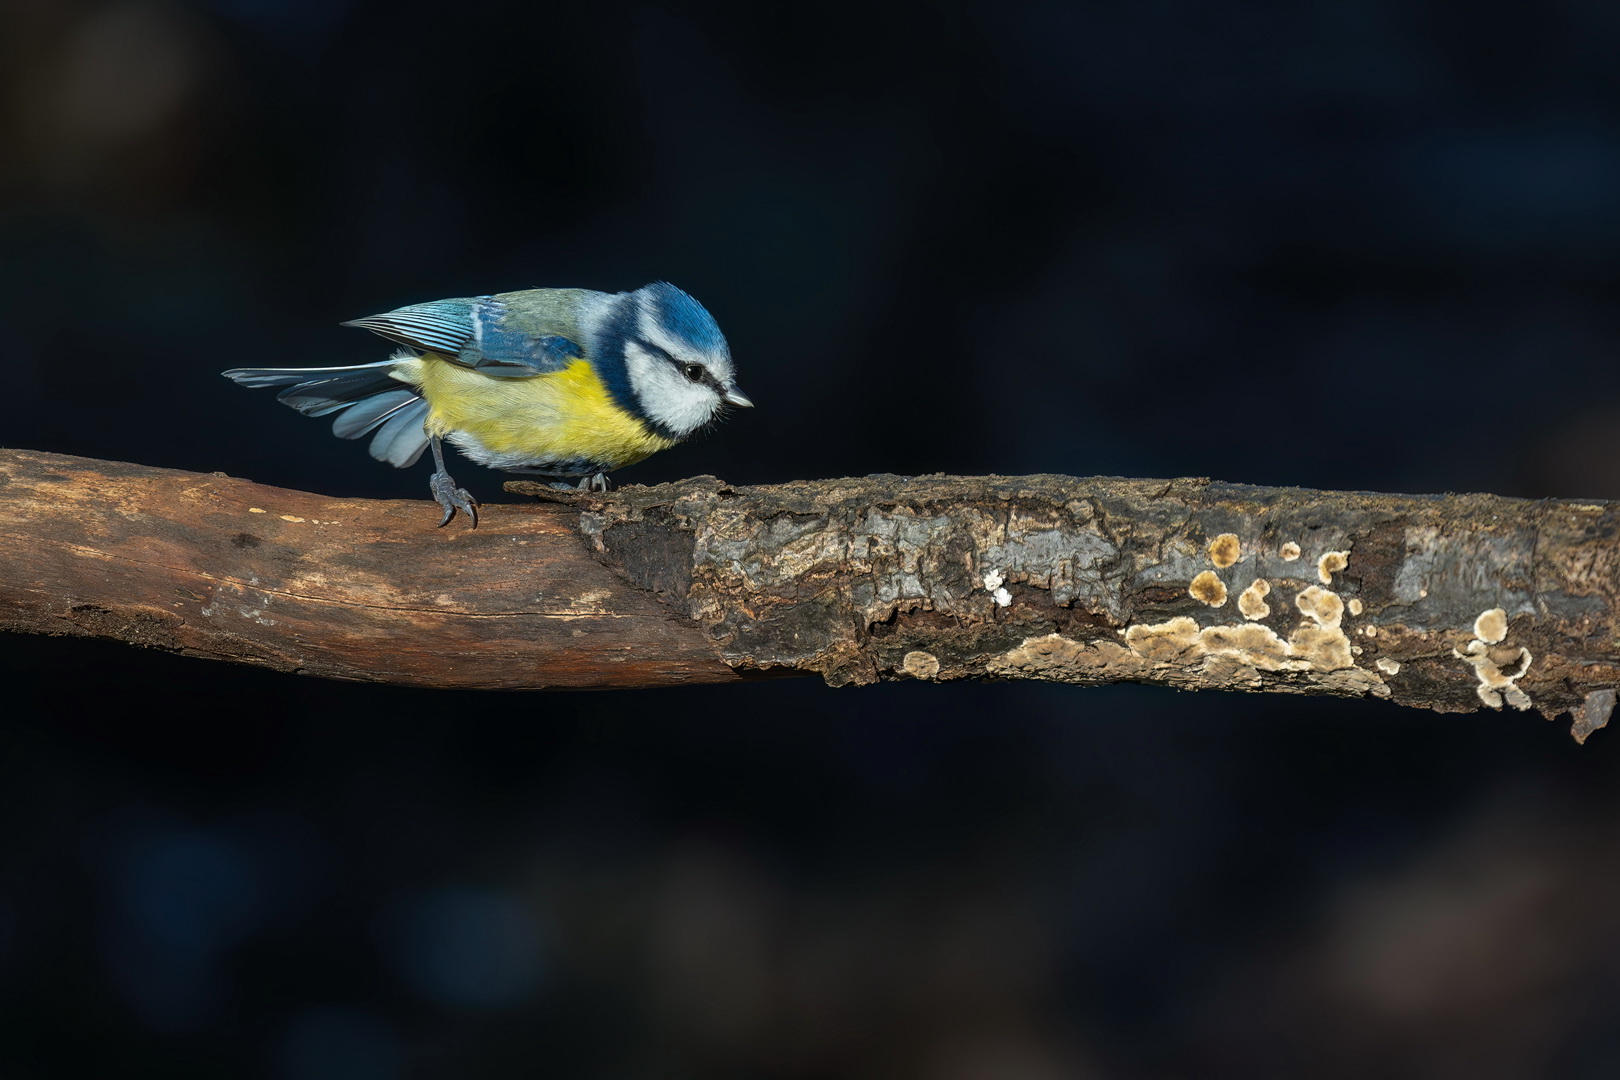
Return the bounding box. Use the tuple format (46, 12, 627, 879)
(3, 449, 1616, 740)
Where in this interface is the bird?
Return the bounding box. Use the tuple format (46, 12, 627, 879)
(222, 282, 751, 527)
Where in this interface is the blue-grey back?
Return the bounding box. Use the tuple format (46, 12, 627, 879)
(343, 288, 613, 377)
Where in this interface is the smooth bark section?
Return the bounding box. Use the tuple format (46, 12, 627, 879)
(2, 449, 1617, 739)
(0, 449, 734, 689)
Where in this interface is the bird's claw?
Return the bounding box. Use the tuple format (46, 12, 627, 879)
(430, 471, 479, 528)
(546, 473, 609, 493)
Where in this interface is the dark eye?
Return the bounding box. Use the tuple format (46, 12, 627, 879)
(682, 363, 705, 383)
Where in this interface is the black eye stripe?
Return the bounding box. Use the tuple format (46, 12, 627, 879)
(634, 337, 718, 389)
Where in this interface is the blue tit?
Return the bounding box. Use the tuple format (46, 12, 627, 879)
(223, 282, 751, 526)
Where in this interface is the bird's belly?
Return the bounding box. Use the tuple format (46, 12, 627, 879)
(407, 355, 673, 473)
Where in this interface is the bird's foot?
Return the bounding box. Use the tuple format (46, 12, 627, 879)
(429, 471, 479, 528)
(502, 472, 613, 504)
(545, 473, 609, 492)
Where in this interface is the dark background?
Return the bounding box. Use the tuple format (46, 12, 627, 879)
(5, 1, 1620, 1077)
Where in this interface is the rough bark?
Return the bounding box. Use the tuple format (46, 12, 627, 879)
(2, 449, 1616, 740)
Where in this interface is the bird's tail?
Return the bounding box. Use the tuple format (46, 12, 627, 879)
(222, 357, 432, 468)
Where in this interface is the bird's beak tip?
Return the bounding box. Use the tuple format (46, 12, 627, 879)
(724, 389, 755, 408)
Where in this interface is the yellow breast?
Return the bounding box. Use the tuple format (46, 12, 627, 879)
(393, 353, 674, 470)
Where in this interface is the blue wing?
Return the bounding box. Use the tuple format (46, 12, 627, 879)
(342, 297, 583, 378)
(341, 299, 475, 354)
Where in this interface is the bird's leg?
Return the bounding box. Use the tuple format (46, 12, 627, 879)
(428, 436, 478, 528)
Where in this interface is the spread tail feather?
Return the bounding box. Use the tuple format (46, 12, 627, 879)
(222, 358, 431, 469)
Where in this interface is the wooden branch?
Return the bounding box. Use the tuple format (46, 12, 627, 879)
(3, 448, 1617, 740)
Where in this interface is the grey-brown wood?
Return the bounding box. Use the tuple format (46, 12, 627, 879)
(3, 449, 1617, 740)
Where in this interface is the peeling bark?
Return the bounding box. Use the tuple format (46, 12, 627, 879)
(549, 473, 1620, 740)
(2, 449, 1617, 739)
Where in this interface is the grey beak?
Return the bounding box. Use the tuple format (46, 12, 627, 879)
(724, 388, 755, 408)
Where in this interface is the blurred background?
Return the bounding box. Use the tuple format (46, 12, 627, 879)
(4, 0, 1620, 1076)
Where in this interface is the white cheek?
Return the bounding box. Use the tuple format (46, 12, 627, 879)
(625, 342, 719, 438)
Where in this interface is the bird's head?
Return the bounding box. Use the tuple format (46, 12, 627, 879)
(618, 282, 751, 440)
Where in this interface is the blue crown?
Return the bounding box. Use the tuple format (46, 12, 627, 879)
(645, 282, 728, 354)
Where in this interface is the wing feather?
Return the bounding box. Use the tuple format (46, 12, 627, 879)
(342, 299, 478, 355)
(344, 292, 589, 377)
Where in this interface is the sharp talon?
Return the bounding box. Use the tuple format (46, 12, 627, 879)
(430, 471, 479, 528)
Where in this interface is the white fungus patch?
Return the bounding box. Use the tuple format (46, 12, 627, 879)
(1376, 657, 1401, 675)
(1189, 570, 1228, 607)
(1113, 551, 1367, 686)
(1237, 579, 1272, 621)
(982, 569, 1012, 606)
(990, 633, 1095, 678)
(1291, 585, 1354, 671)
(1125, 617, 1287, 668)
(1474, 608, 1508, 645)
(1455, 608, 1532, 710)
(991, 540, 1389, 697)
(1296, 585, 1344, 628)
(1318, 550, 1349, 584)
(902, 650, 940, 679)
(1347, 598, 1363, 616)
(1123, 579, 1359, 677)
(1208, 534, 1242, 569)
